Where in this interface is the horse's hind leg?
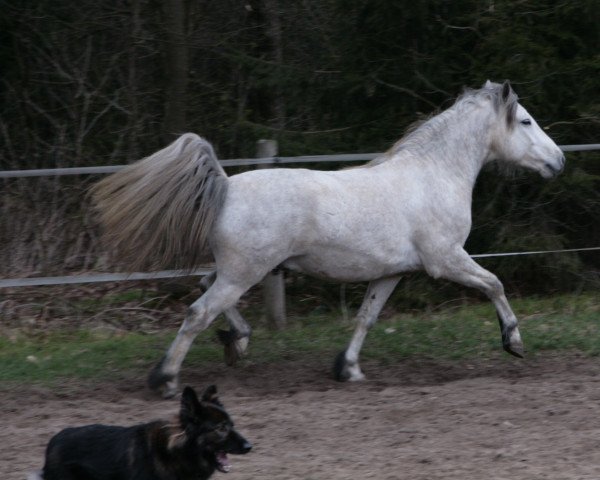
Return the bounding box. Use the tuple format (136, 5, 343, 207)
(334, 276, 401, 382)
(199, 273, 251, 366)
(423, 248, 524, 358)
(217, 310, 251, 366)
(148, 277, 248, 398)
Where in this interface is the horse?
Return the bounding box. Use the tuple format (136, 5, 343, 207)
(90, 81, 565, 398)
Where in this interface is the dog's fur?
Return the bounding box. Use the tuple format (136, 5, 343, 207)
(29, 385, 251, 480)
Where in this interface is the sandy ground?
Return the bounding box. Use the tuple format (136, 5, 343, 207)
(2, 354, 600, 480)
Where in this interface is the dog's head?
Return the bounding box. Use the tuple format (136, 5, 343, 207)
(170, 385, 252, 474)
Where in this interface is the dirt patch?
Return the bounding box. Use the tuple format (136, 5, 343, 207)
(3, 354, 600, 479)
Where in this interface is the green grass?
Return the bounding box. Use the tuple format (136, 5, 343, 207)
(0, 329, 229, 384)
(0, 293, 598, 384)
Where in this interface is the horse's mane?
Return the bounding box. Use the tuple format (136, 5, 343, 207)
(364, 82, 519, 167)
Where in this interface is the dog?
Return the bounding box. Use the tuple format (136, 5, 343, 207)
(29, 385, 251, 480)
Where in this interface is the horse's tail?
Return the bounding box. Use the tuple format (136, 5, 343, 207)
(89, 133, 229, 271)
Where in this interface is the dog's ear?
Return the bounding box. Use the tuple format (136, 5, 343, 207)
(180, 386, 203, 426)
(201, 384, 219, 404)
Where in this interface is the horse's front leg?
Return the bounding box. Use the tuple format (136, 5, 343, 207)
(423, 247, 524, 358)
(334, 276, 402, 381)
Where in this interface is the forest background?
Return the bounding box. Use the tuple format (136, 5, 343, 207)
(1, 0, 598, 306)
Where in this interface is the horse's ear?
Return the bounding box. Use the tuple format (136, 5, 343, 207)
(484, 79, 494, 88)
(501, 80, 513, 103)
(500, 80, 518, 127)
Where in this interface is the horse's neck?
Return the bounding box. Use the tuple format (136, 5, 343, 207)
(391, 105, 493, 189)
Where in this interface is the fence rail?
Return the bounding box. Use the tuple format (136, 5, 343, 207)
(1, 144, 599, 179)
(1, 142, 598, 289)
(2, 247, 600, 289)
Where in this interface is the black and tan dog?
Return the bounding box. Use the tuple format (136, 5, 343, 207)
(29, 385, 251, 480)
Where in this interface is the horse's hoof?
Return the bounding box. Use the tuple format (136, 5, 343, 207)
(224, 342, 241, 366)
(501, 325, 524, 358)
(217, 329, 249, 366)
(503, 342, 524, 358)
(161, 379, 180, 399)
(147, 357, 167, 390)
(147, 357, 179, 398)
(333, 351, 366, 382)
(333, 351, 349, 381)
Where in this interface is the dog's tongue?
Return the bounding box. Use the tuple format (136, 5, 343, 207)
(216, 452, 231, 473)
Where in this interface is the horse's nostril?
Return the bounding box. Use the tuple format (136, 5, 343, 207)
(546, 160, 563, 175)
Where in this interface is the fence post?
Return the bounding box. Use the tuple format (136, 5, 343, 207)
(256, 139, 287, 330)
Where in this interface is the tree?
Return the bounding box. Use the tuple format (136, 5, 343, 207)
(162, 0, 190, 139)
(0, 0, 597, 291)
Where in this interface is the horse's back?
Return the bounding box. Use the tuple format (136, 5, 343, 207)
(219, 167, 405, 243)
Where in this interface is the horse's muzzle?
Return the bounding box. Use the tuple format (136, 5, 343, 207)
(545, 154, 565, 176)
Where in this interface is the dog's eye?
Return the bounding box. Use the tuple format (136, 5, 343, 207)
(520, 119, 532, 125)
(217, 423, 230, 433)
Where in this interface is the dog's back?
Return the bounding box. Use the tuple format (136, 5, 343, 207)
(42, 423, 154, 480)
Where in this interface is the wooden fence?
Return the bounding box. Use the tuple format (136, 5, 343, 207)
(1, 141, 599, 328)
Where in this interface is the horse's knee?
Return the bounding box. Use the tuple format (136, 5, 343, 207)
(180, 305, 211, 334)
(485, 275, 505, 299)
(185, 304, 202, 323)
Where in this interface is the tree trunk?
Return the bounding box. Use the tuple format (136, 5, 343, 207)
(263, 0, 285, 133)
(162, 0, 189, 139)
(127, 0, 142, 160)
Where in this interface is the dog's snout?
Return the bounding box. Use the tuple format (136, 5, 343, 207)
(240, 441, 252, 454)
(228, 429, 252, 454)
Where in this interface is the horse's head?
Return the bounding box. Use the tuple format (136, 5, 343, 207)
(487, 80, 565, 178)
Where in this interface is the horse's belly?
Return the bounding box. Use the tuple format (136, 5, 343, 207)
(282, 247, 422, 282)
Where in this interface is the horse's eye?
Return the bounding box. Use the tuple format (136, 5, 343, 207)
(520, 119, 532, 125)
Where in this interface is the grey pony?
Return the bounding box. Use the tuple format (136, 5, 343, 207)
(90, 81, 565, 398)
